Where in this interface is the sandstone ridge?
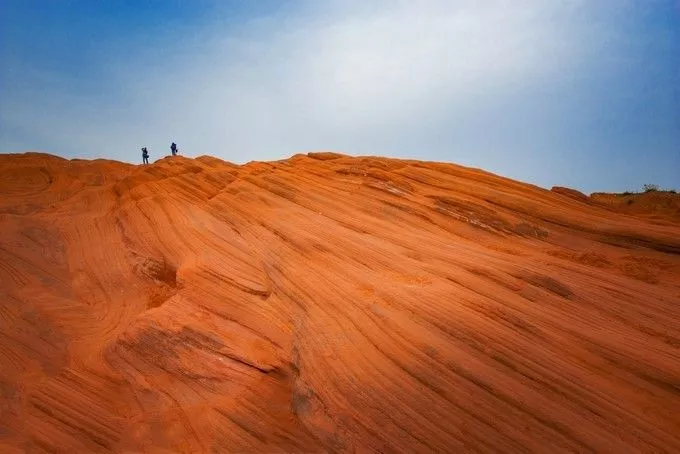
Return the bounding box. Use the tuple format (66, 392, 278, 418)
(1, 151, 679, 452)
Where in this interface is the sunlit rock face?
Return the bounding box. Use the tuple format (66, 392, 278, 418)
(1, 151, 679, 453)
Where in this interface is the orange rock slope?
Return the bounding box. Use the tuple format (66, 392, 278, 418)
(1, 151, 679, 453)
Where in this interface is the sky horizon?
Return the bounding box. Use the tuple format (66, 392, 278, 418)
(1, 0, 679, 193)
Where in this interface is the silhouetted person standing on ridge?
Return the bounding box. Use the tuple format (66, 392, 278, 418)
(170, 142, 178, 156)
(142, 147, 149, 164)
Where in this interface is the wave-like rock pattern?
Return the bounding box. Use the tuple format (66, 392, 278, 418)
(1, 151, 679, 453)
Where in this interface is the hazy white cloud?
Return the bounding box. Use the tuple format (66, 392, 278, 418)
(110, 0, 593, 157)
(2, 0, 677, 191)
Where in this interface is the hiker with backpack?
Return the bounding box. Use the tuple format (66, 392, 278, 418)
(171, 142, 178, 156)
(142, 147, 149, 164)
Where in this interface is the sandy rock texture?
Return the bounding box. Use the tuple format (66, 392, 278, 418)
(1, 151, 679, 453)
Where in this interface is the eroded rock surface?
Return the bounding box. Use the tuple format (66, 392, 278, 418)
(1, 152, 679, 452)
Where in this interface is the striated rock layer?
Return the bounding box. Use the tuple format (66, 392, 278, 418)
(1, 151, 679, 453)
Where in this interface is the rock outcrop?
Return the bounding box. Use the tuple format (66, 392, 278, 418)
(1, 151, 679, 452)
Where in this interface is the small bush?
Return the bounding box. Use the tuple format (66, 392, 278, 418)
(643, 184, 660, 193)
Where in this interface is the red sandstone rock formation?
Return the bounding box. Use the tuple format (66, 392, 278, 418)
(1, 151, 679, 452)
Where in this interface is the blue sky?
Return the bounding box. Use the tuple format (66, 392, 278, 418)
(1, 0, 678, 193)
